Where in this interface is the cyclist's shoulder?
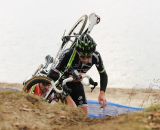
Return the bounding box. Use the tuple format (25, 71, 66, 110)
(92, 50, 103, 63)
(93, 50, 100, 55)
(93, 50, 101, 58)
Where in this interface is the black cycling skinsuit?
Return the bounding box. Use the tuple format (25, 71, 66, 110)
(48, 49, 108, 107)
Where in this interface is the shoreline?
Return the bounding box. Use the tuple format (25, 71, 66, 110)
(0, 82, 160, 108)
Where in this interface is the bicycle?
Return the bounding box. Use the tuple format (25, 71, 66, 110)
(23, 13, 100, 104)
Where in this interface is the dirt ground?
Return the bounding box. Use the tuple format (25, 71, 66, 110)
(0, 82, 160, 130)
(1, 82, 160, 108)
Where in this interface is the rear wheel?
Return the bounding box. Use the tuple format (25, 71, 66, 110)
(23, 76, 62, 103)
(23, 76, 52, 93)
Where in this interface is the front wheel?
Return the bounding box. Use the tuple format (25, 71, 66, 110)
(61, 15, 88, 50)
(68, 15, 88, 36)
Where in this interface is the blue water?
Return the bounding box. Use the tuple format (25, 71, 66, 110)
(87, 100, 143, 119)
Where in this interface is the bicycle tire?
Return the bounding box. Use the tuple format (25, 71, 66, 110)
(63, 15, 88, 50)
(68, 15, 88, 36)
(23, 76, 52, 93)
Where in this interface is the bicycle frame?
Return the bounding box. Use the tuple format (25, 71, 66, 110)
(23, 13, 100, 103)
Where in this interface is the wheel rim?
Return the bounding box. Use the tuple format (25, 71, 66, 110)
(63, 15, 88, 50)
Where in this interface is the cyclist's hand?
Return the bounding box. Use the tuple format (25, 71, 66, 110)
(98, 91, 107, 108)
(69, 75, 82, 82)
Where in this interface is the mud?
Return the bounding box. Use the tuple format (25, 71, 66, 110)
(0, 83, 160, 130)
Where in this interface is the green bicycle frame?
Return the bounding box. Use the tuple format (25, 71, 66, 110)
(66, 49, 77, 70)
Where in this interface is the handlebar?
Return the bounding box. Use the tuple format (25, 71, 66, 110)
(44, 73, 97, 102)
(46, 69, 98, 98)
(51, 74, 97, 94)
(61, 74, 90, 87)
(61, 74, 97, 91)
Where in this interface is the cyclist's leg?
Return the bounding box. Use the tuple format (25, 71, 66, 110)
(66, 95, 77, 108)
(68, 82, 88, 114)
(77, 98, 88, 114)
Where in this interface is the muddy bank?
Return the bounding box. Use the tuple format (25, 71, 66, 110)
(0, 91, 160, 130)
(1, 82, 160, 108)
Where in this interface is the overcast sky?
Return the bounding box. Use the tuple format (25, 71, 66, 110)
(0, 0, 160, 87)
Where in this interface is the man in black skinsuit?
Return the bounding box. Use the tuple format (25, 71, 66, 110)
(48, 34, 108, 114)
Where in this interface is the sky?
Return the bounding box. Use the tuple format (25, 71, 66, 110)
(0, 0, 160, 88)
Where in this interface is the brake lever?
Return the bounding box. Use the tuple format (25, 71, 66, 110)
(91, 82, 98, 92)
(89, 78, 98, 92)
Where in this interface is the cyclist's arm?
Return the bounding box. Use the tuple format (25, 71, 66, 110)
(99, 71, 108, 92)
(95, 52, 108, 92)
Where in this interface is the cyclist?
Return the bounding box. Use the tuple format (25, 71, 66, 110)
(48, 34, 108, 114)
